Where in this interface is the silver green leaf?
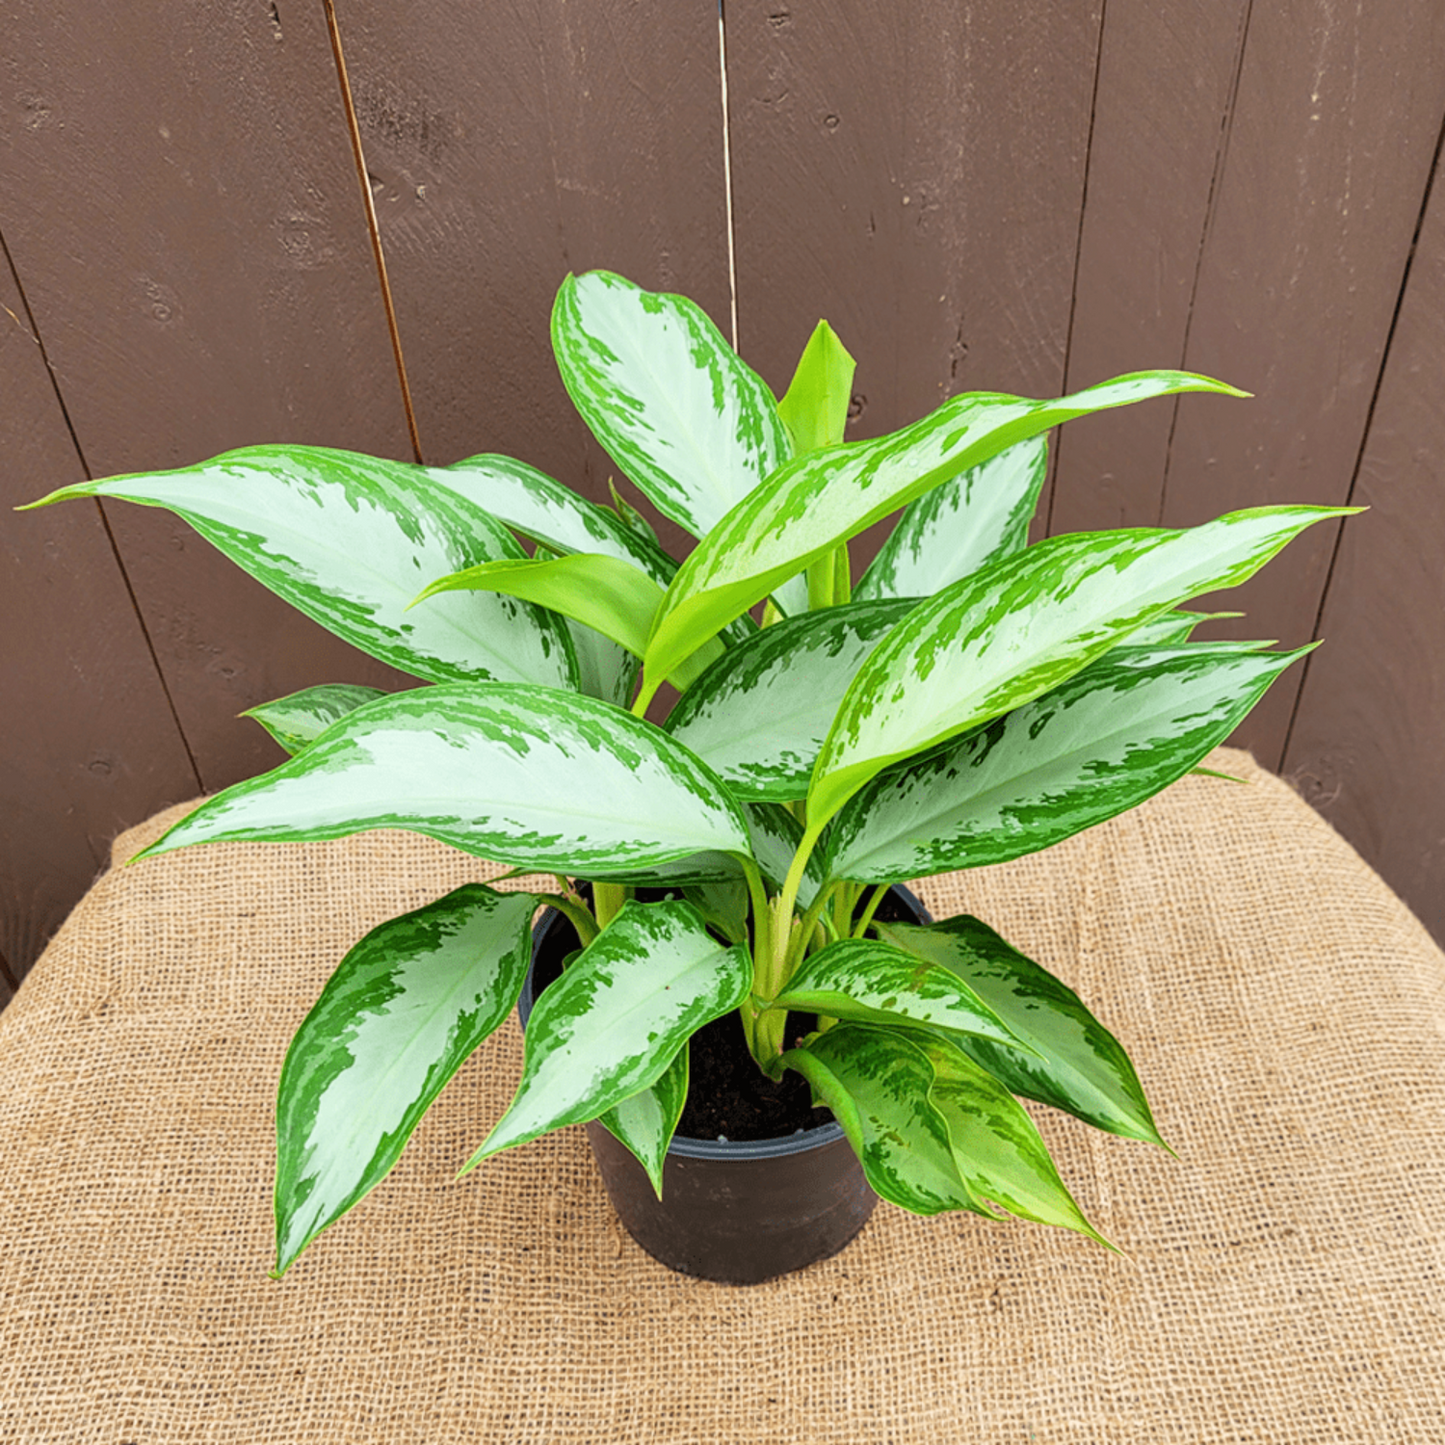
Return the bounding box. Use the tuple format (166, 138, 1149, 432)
(771, 937, 1029, 1051)
(826, 642, 1315, 881)
(593, 1044, 690, 1198)
(854, 435, 1048, 602)
(645, 371, 1249, 686)
(608, 477, 662, 547)
(741, 802, 827, 908)
(664, 598, 915, 801)
(780, 1025, 980, 1216)
(584, 801, 826, 910)
(24, 444, 578, 690)
(426, 451, 676, 584)
(551, 271, 791, 543)
(682, 879, 750, 943)
(811, 505, 1352, 828)
(876, 917, 1165, 1147)
(466, 900, 752, 1165)
(1121, 608, 1242, 647)
(425, 451, 675, 705)
(920, 1037, 1112, 1247)
(132, 682, 751, 876)
(242, 683, 389, 757)
(273, 883, 536, 1276)
(414, 553, 724, 693)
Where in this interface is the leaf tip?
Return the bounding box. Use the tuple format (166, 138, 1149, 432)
(14, 486, 73, 511)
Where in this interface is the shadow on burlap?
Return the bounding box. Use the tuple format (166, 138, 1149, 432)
(2, 748, 1442, 1444)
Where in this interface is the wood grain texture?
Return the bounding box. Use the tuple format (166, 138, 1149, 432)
(1153, 0, 1445, 767)
(723, 1, 1102, 569)
(1282, 143, 1445, 948)
(0, 240, 199, 985)
(337, 0, 733, 561)
(0, 0, 416, 795)
(1046, 0, 1251, 535)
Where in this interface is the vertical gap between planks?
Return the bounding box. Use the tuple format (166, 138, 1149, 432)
(320, 0, 424, 464)
(1155, 0, 1255, 525)
(0, 227, 204, 794)
(1279, 99, 1445, 767)
(1043, 0, 1110, 538)
(717, 1, 740, 351)
(0, 939, 18, 997)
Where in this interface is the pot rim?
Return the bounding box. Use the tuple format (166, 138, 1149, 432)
(521, 881, 932, 1163)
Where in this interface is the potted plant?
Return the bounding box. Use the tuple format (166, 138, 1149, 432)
(23, 270, 1352, 1285)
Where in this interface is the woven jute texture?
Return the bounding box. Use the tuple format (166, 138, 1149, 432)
(2, 747, 1443, 1443)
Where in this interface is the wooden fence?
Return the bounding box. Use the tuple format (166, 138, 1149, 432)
(4, 1, 1444, 1002)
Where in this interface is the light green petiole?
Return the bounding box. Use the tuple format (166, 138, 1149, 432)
(592, 881, 628, 931)
(746, 822, 829, 1074)
(851, 882, 892, 939)
(536, 891, 599, 948)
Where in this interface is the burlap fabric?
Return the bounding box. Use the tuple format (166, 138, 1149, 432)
(2, 747, 1442, 1443)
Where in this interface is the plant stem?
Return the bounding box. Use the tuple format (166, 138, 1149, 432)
(737, 856, 773, 1067)
(592, 881, 628, 930)
(765, 822, 825, 999)
(536, 892, 599, 947)
(630, 673, 662, 719)
(806, 555, 835, 611)
(851, 882, 891, 939)
(833, 543, 852, 605)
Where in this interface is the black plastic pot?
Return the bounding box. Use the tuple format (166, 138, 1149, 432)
(520, 883, 931, 1286)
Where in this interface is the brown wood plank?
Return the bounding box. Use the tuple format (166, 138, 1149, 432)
(723, 2, 1102, 570)
(0, 238, 200, 986)
(1046, 0, 1251, 536)
(1281, 142, 1445, 948)
(1155, 0, 1445, 768)
(0, 0, 416, 795)
(336, 0, 733, 560)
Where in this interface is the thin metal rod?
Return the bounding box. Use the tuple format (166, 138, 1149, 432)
(320, 0, 424, 463)
(717, 4, 740, 351)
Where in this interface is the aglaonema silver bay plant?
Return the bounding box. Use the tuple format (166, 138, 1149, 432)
(24, 270, 1356, 1275)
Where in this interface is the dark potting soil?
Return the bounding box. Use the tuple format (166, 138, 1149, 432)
(674, 1007, 832, 1142)
(530, 886, 925, 1146)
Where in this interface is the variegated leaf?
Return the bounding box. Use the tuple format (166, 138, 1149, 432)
(825, 642, 1315, 880)
(770, 937, 1028, 1051)
(682, 879, 750, 943)
(23, 445, 578, 690)
(593, 1044, 690, 1198)
(425, 452, 671, 705)
(780, 1025, 980, 1216)
(585, 801, 826, 910)
(467, 900, 752, 1165)
(551, 271, 791, 542)
(1122, 608, 1241, 647)
(644, 371, 1248, 686)
(854, 435, 1048, 602)
(242, 683, 389, 756)
(132, 683, 751, 876)
(664, 599, 915, 800)
(563, 620, 639, 709)
(810, 506, 1352, 828)
(875, 916, 1165, 1147)
(426, 451, 676, 584)
(608, 477, 662, 547)
(274, 884, 536, 1276)
(741, 802, 827, 908)
(414, 553, 724, 692)
(921, 1037, 1111, 1246)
